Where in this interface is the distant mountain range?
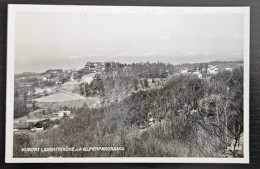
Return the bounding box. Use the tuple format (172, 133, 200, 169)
(214, 53, 243, 62)
(17, 52, 243, 74)
(102, 52, 244, 65)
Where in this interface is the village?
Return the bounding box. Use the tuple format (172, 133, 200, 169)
(13, 62, 105, 133)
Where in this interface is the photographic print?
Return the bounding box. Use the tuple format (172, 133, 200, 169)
(5, 5, 249, 163)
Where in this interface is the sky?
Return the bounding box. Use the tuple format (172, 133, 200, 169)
(14, 6, 246, 73)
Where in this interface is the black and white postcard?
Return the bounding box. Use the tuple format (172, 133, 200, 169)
(6, 5, 250, 163)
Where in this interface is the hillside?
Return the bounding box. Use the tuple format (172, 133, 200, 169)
(14, 64, 244, 157)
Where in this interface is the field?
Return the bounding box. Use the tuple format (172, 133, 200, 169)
(35, 92, 85, 102)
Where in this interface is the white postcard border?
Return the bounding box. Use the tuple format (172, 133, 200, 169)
(5, 4, 250, 163)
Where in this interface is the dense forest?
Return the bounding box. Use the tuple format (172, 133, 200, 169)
(14, 63, 244, 157)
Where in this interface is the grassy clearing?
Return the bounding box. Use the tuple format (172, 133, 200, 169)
(35, 92, 84, 102)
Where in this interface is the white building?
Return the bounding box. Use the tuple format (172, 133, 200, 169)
(198, 74, 202, 79)
(181, 68, 192, 74)
(123, 66, 132, 72)
(207, 65, 219, 75)
(193, 71, 202, 79)
(31, 126, 44, 132)
(225, 67, 233, 71)
(58, 110, 71, 117)
(42, 77, 48, 81)
(193, 71, 200, 76)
